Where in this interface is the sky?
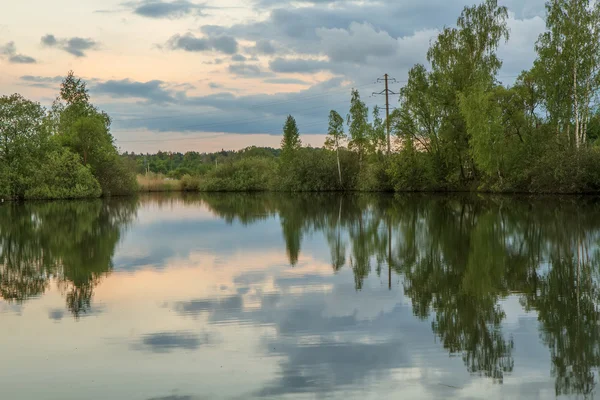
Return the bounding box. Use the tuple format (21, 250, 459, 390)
(1, 0, 547, 153)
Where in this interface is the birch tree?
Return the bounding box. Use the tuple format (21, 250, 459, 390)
(535, 0, 600, 148)
(325, 110, 346, 187)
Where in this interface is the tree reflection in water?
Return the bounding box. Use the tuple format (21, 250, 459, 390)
(0, 198, 137, 318)
(2, 192, 600, 396)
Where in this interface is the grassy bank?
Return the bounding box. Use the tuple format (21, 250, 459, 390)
(137, 174, 182, 192)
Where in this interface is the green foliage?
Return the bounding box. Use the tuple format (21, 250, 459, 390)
(200, 157, 276, 191)
(278, 147, 343, 191)
(281, 115, 301, 160)
(25, 148, 101, 200)
(0, 94, 50, 199)
(347, 89, 370, 164)
(181, 174, 201, 191)
(54, 72, 136, 197)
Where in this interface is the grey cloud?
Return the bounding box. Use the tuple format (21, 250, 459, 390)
(134, 331, 209, 353)
(254, 39, 276, 55)
(10, 55, 36, 64)
(41, 34, 99, 57)
(93, 79, 175, 103)
(228, 63, 271, 77)
(0, 41, 37, 64)
(264, 78, 308, 85)
(40, 34, 57, 46)
(218, 1, 457, 48)
(231, 54, 247, 62)
(19, 75, 64, 89)
(210, 35, 238, 54)
(208, 82, 223, 89)
(316, 22, 399, 64)
(165, 33, 238, 54)
(269, 58, 330, 74)
(127, 0, 206, 19)
(106, 77, 363, 136)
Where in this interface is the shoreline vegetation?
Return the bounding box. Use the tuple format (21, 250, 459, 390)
(3, 0, 600, 201)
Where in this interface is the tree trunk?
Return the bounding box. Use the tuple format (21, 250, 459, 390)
(574, 63, 580, 149)
(336, 138, 342, 188)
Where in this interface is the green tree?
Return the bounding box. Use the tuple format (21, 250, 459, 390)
(426, 0, 509, 182)
(325, 110, 346, 187)
(0, 94, 50, 199)
(281, 115, 301, 160)
(347, 89, 370, 166)
(533, 0, 600, 147)
(52, 72, 137, 196)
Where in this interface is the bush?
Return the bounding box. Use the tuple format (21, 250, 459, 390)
(25, 148, 102, 200)
(200, 157, 276, 191)
(181, 174, 201, 191)
(388, 147, 436, 191)
(94, 154, 139, 196)
(278, 147, 350, 191)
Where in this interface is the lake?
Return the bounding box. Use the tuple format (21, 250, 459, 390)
(1, 193, 599, 399)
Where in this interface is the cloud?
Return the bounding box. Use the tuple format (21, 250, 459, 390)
(0, 41, 37, 64)
(316, 22, 399, 64)
(103, 77, 362, 137)
(231, 54, 247, 62)
(165, 33, 238, 55)
(19, 75, 64, 89)
(126, 0, 207, 19)
(133, 331, 211, 353)
(269, 58, 330, 74)
(264, 78, 308, 85)
(93, 79, 175, 103)
(228, 63, 271, 77)
(41, 34, 99, 57)
(208, 82, 223, 89)
(254, 39, 276, 55)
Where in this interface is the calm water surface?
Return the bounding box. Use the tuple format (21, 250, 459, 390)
(1, 193, 600, 399)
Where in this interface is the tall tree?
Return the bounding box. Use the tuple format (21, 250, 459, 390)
(534, 0, 600, 147)
(347, 89, 369, 166)
(281, 115, 301, 160)
(325, 110, 346, 187)
(426, 0, 509, 181)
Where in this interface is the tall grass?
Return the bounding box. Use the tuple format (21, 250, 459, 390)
(137, 173, 181, 192)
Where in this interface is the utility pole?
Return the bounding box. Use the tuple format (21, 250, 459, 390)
(373, 74, 399, 155)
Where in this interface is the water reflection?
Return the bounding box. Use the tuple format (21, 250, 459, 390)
(1, 193, 600, 398)
(199, 193, 600, 396)
(0, 198, 137, 317)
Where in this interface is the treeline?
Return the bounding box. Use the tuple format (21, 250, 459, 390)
(0, 72, 137, 200)
(123, 146, 281, 179)
(142, 0, 600, 194)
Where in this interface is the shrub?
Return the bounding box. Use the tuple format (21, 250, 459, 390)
(25, 148, 102, 200)
(200, 157, 276, 191)
(181, 174, 201, 191)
